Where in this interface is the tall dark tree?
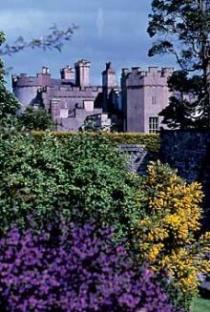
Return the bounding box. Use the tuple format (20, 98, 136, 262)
(148, 0, 210, 128)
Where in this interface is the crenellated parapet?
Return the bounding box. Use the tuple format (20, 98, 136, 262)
(12, 74, 40, 88)
(122, 66, 174, 88)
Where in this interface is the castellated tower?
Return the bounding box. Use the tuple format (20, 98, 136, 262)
(75, 59, 90, 88)
(12, 66, 51, 111)
(102, 62, 118, 112)
(122, 66, 173, 133)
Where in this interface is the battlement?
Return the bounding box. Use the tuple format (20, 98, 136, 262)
(123, 66, 174, 87)
(12, 67, 53, 88)
(12, 74, 39, 87)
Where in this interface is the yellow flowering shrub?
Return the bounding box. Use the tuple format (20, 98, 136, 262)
(136, 161, 210, 298)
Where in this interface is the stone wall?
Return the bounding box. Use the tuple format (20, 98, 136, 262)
(160, 129, 210, 182)
(160, 129, 210, 229)
(118, 144, 158, 175)
(119, 144, 148, 173)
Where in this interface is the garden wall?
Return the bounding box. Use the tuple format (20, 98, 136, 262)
(160, 129, 210, 182)
(160, 129, 210, 229)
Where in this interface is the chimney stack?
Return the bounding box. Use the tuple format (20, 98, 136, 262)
(60, 66, 75, 80)
(75, 59, 91, 88)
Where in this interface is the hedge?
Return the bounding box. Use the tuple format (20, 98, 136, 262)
(31, 131, 160, 153)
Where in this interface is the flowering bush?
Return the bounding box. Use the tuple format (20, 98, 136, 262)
(135, 161, 210, 306)
(0, 223, 181, 312)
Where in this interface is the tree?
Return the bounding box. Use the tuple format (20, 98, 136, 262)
(20, 107, 55, 131)
(0, 33, 20, 129)
(148, 0, 210, 128)
(0, 24, 77, 57)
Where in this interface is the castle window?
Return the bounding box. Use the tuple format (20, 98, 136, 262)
(84, 100, 94, 112)
(60, 109, 69, 118)
(149, 117, 159, 133)
(152, 96, 157, 105)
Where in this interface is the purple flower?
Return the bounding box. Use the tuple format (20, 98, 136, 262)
(0, 223, 182, 312)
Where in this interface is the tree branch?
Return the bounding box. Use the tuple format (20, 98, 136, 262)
(0, 24, 78, 57)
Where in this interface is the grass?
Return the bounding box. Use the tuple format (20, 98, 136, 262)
(191, 297, 210, 312)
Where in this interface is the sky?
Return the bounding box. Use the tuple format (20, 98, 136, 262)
(0, 0, 175, 87)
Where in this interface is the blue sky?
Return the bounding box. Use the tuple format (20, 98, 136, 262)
(0, 0, 175, 87)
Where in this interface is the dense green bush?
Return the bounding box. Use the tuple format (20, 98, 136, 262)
(0, 132, 143, 235)
(32, 131, 160, 153)
(20, 107, 55, 131)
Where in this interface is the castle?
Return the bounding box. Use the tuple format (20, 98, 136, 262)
(12, 60, 173, 132)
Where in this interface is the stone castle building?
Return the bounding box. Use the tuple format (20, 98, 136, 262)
(121, 66, 173, 133)
(12, 60, 173, 132)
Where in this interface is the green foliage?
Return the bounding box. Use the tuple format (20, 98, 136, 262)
(148, 1, 208, 71)
(20, 107, 55, 131)
(0, 32, 20, 128)
(31, 131, 160, 153)
(148, 0, 210, 128)
(160, 71, 207, 129)
(0, 132, 143, 237)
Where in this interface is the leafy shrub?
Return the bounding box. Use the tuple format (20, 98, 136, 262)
(20, 107, 55, 131)
(135, 161, 210, 307)
(0, 132, 142, 235)
(0, 33, 20, 129)
(0, 222, 182, 312)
